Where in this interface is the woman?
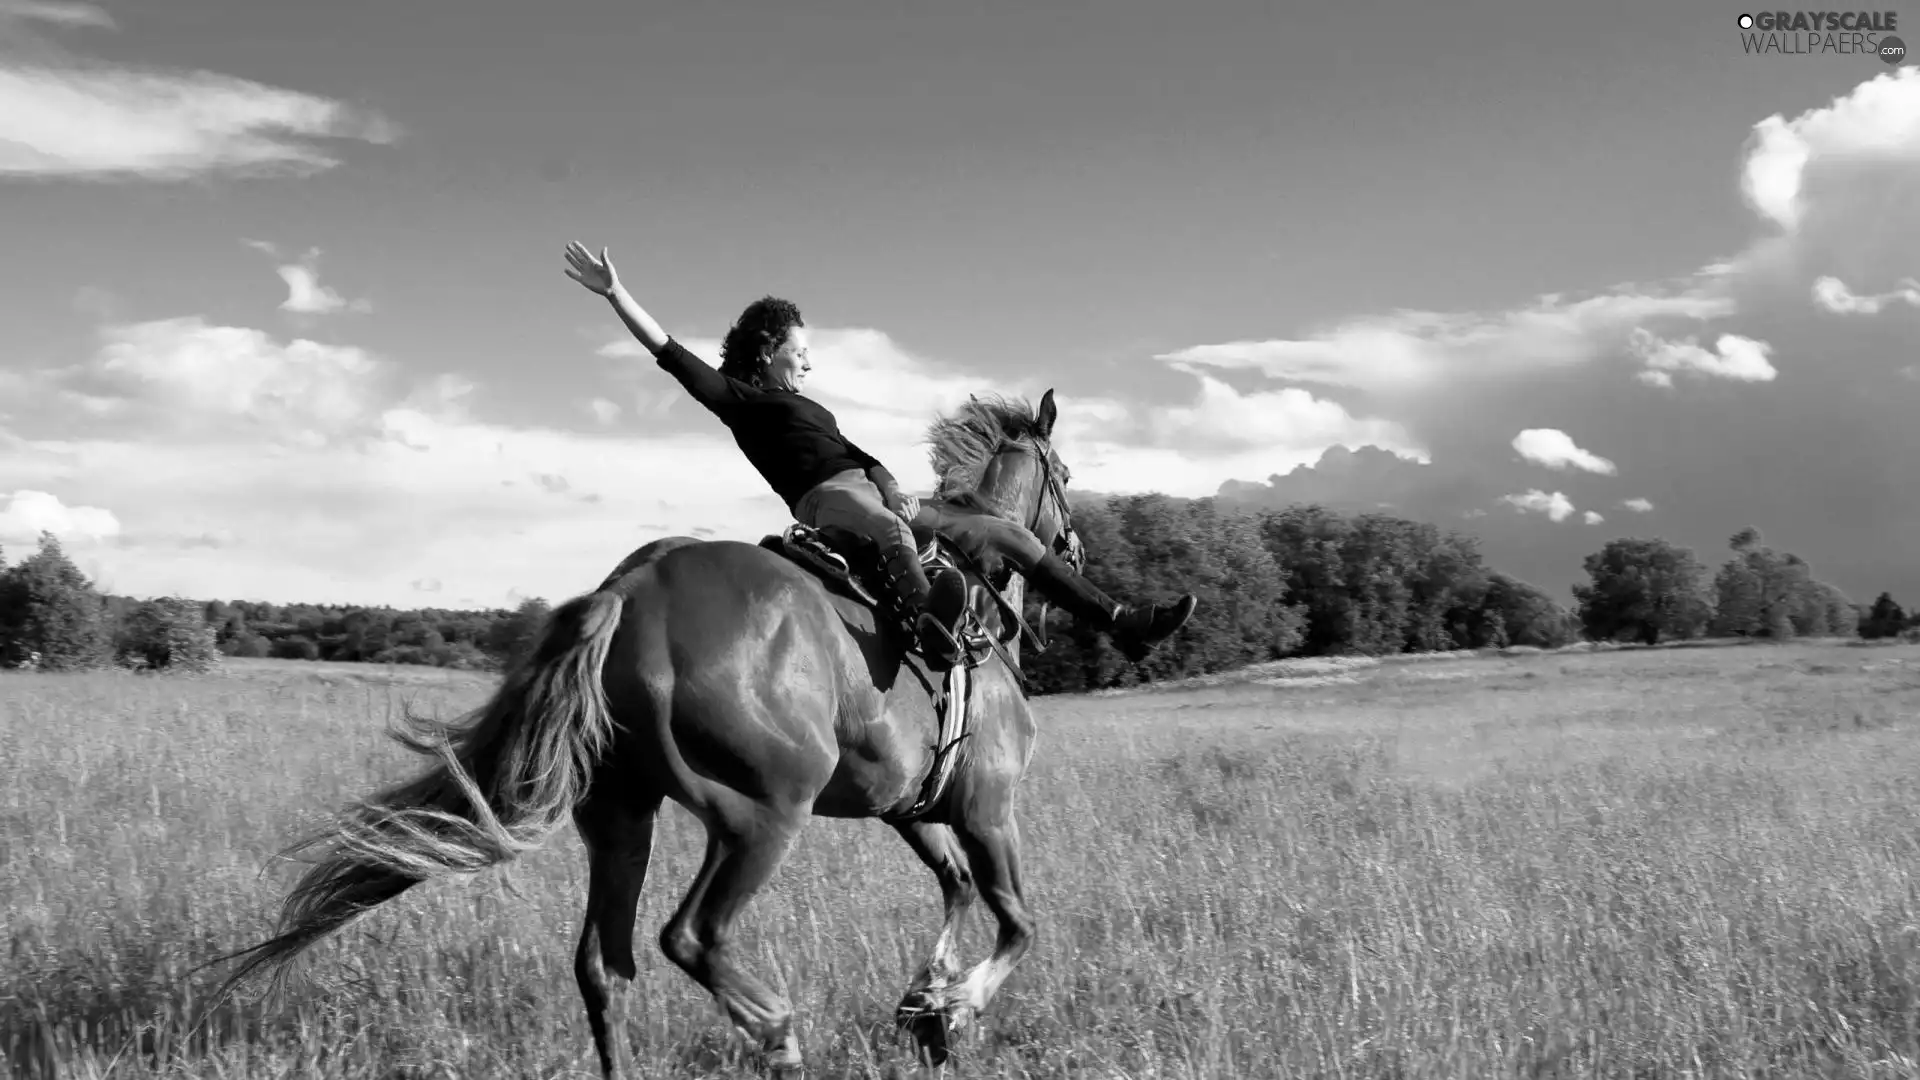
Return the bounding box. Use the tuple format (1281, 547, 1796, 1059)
(563, 242, 1195, 667)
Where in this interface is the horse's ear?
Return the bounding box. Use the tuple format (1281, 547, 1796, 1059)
(1037, 388, 1057, 437)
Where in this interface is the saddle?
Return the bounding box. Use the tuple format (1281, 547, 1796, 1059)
(757, 522, 1000, 657)
(758, 521, 1012, 821)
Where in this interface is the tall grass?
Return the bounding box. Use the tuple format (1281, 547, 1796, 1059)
(4, 645, 1920, 1078)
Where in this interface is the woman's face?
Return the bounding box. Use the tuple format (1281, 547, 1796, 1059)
(763, 326, 811, 392)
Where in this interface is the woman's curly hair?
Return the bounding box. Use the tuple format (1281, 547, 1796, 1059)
(718, 296, 805, 384)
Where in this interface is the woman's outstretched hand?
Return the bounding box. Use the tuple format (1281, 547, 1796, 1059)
(564, 242, 619, 296)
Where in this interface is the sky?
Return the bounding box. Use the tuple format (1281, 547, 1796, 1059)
(1, 1, 1917, 611)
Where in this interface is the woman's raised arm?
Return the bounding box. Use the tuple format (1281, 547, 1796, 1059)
(565, 241, 742, 409)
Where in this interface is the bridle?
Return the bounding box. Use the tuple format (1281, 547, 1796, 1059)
(933, 433, 1081, 672)
(992, 436, 1082, 572)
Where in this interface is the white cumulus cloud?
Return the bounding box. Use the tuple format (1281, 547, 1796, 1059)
(608, 328, 1421, 499)
(86, 317, 386, 445)
(1741, 68, 1920, 233)
(1501, 489, 1576, 523)
(1583, 511, 1604, 525)
(2, 312, 1433, 603)
(1622, 498, 1655, 512)
(0, 488, 120, 544)
(243, 241, 370, 315)
(1511, 428, 1617, 475)
(1812, 275, 1920, 315)
(1628, 330, 1777, 386)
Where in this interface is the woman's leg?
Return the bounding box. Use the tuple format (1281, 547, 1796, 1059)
(796, 471, 965, 666)
(920, 502, 1196, 662)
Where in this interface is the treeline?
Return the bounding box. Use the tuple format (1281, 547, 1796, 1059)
(0, 533, 552, 674)
(1565, 526, 1917, 647)
(1023, 497, 1581, 694)
(4, 504, 1917, 690)
(187, 596, 553, 670)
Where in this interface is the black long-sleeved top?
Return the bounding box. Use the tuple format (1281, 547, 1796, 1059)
(653, 338, 890, 509)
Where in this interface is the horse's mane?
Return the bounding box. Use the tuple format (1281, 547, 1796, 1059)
(925, 394, 1046, 500)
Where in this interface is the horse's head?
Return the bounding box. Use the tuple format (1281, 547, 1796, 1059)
(966, 389, 1084, 573)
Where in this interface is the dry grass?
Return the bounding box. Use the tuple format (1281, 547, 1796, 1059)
(4, 644, 1920, 1078)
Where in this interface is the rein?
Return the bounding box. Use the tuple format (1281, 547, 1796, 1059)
(942, 433, 1080, 688)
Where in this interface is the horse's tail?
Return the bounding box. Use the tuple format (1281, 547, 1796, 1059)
(211, 589, 626, 999)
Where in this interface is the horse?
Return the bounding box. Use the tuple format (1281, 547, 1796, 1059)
(213, 389, 1084, 1077)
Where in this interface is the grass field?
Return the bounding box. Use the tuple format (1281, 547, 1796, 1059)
(5, 641, 1920, 1078)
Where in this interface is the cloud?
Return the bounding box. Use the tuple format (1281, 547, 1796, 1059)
(1146, 368, 1419, 457)
(1740, 68, 1920, 234)
(243, 242, 370, 315)
(411, 577, 442, 593)
(1627, 330, 1778, 386)
(1156, 284, 1733, 399)
(0, 488, 120, 544)
(1202, 69, 1920, 609)
(1500, 490, 1576, 523)
(1216, 444, 1494, 520)
(0, 2, 114, 29)
(1812, 275, 1920, 315)
(586, 398, 621, 425)
(597, 340, 648, 361)
(0, 308, 1464, 604)
(0, 11, 400, 180)
(277, 263, 367, 316)
(78, 317, 384, 446)
(617, 327, 1419, 500)
(1511, 428, 1617, 475)
(0, 320, 798, 604)
(1583, 511, 1604, 525)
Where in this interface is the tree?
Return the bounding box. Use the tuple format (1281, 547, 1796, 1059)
(0, 532, 109, 670)
(1572, 538, 1710, 645)
(1710, 557, 1764, 636)
(271, 635, 320, 661)
(227, 632, 272, 658)
(1256, 505, 1353, 654)
(1404, 527, 1490, 651)
(116, 597, 222, 672)
(1715, 527, 1852, 640)
(1478, 573, 1580, 649)
(487, 597, 553, 669)
(1862, 593, 1907, 639)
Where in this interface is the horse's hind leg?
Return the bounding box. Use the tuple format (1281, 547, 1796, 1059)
(574, 795, 663, 1080)
(659, 810, 808, 1076)
(891, 820, 976, 1061)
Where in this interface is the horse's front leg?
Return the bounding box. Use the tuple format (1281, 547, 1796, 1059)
(930, 815, 1035, 1038)
(890, 820, 976, 1062)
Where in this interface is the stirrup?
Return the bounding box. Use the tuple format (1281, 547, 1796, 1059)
(915, 612, 963, 670)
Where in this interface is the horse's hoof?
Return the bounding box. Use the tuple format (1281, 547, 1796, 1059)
(895, 988, 941, 1027)
(894, 991, 948, 1065)
(901, 1012, 952, 1068)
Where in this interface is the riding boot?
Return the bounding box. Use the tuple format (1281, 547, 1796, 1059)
(879, 542, 964, 669)
(1025, 552, 1199, 662)
(1023, 551, 1123, 624)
